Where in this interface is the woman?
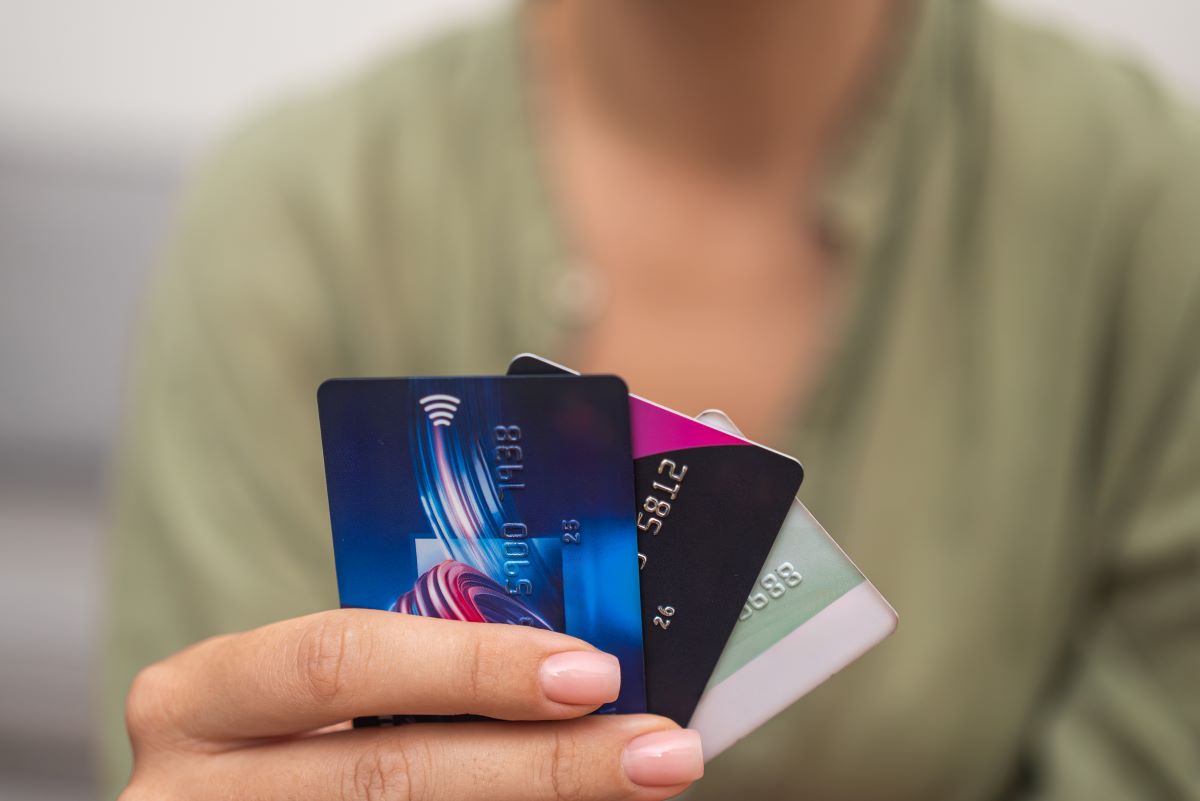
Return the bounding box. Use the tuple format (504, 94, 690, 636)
(105, 1, 1200, 799)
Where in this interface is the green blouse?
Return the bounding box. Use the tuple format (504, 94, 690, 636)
(103, 2, 1200, 798)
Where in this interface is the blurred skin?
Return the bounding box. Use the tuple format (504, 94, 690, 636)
(538, 0, 897, 441)
(120, 3, 895, 798)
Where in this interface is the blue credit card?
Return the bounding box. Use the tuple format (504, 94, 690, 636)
(317, 375, 646, 714)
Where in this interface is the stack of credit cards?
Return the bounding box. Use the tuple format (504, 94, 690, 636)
(318, 354, 896, 757)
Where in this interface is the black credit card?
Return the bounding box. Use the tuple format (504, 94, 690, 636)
(507, 354, 803, 725)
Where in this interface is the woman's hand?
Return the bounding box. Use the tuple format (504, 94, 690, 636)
(119, 609, 702, 800)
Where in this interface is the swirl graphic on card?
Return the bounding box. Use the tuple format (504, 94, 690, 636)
(318, 375, 646, 716)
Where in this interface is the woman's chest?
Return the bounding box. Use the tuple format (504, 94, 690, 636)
(561, 203, 849, 441)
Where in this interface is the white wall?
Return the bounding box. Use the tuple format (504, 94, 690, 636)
(1002, 0, 1200, 98)
(0, 0, 504, 149)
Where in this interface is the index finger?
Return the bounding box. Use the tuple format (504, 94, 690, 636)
(128, 609, 622, 742)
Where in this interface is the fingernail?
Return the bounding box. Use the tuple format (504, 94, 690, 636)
(539, 651, 621, 706)
(622, 729, 704, 787)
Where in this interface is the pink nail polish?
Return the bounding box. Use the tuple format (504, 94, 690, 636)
(539, 651, 621, 705)
(622, 729, 704, 787)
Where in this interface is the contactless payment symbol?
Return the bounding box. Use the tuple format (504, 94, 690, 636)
(419, 394, 461, 427)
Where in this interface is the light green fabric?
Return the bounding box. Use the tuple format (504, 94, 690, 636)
(102, 2, 1200, 798)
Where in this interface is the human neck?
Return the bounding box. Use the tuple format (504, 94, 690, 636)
(532, 0, 898, 181)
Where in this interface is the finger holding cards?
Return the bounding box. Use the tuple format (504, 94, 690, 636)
(125, 356, 902, 800)
(123, 610, 704, 800)
(203, 716, 700, 801)
(314, 357, 893, 774)
(135, 610, 623, 741)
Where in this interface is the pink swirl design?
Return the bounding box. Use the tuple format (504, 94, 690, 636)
(392, 560, 552, 629)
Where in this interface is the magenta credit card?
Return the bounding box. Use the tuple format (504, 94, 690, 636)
(508, 355, 803, 725)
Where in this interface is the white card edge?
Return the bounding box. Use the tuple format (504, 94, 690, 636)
(689, 580, 898, 761)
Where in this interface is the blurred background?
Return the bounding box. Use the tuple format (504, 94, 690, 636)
(0, 1, 1197, 799)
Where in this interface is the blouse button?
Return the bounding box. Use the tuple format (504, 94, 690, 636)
(547, 265, 607, 328)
